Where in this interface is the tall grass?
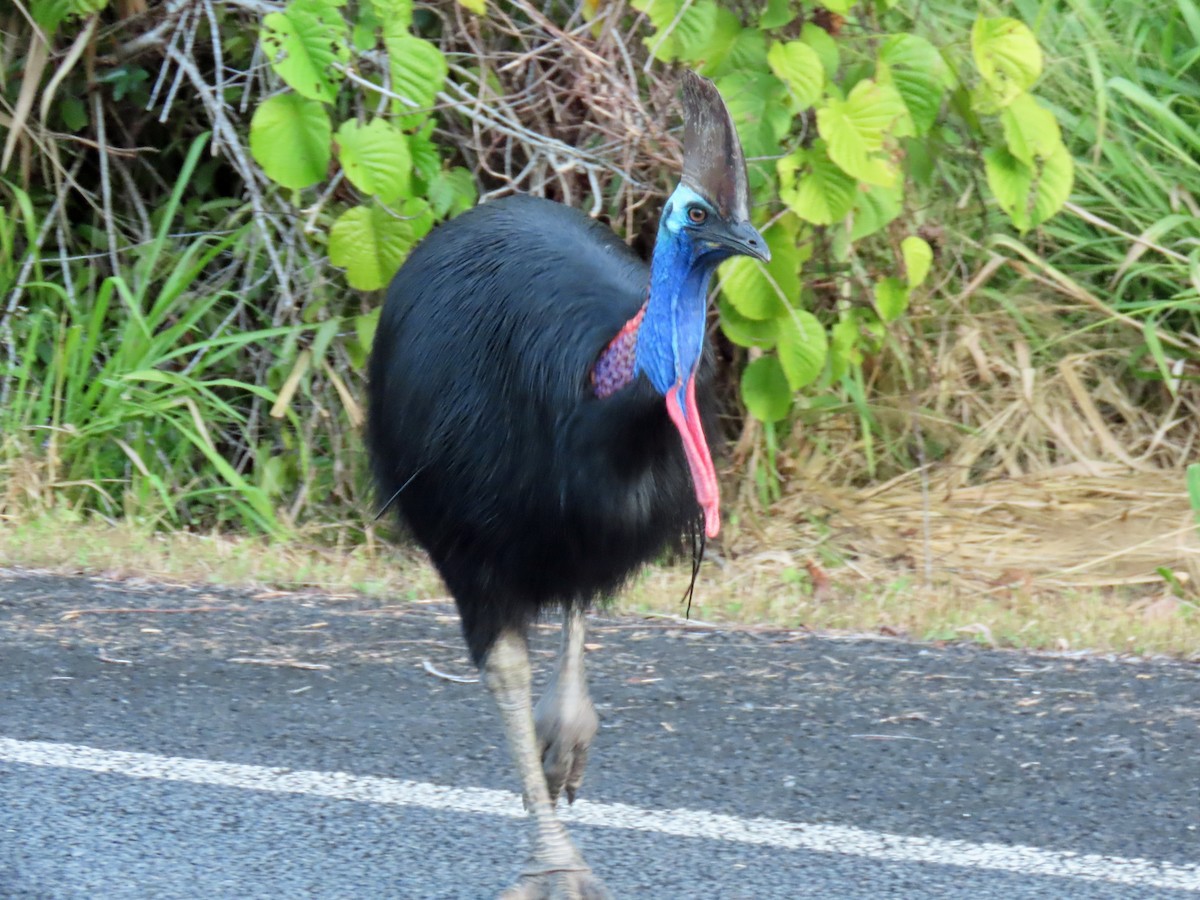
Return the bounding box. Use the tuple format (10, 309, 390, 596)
(1012, 0, 1200, 364)
(1, 136, 317, 534)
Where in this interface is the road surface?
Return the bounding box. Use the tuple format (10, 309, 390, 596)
(0, 569, 1197, 898)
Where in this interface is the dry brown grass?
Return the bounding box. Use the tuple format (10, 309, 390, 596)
(4, 464, 1198, 661)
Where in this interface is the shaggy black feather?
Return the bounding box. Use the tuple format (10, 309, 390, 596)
(367, 195, 714, 664)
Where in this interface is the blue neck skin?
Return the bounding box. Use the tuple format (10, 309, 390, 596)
(634, 185, 729, 413)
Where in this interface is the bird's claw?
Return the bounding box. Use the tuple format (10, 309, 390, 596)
(500, 866, 612, 900)
(534, 688, 598, 805)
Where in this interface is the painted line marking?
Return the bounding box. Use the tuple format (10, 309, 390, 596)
(1, 736, 1197, 892)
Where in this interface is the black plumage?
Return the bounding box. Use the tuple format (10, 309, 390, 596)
(367, 196, 706, 664)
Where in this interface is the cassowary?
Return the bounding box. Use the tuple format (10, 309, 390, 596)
(367, 72, 767, 898)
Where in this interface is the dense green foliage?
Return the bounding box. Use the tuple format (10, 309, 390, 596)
(1, 0, 1197, 536)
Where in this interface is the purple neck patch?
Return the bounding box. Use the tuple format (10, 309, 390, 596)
(592, 303, 647, 398)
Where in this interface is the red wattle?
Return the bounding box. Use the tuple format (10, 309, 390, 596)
(665, 374, 720, 538)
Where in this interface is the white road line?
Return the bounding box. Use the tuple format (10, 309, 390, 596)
(1, 737, 1197, 892)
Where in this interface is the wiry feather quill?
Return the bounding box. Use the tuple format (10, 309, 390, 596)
(680, 71, 751, 222)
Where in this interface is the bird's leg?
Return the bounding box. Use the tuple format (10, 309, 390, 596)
(534, 607, 599, 805)
(484, 630, 610, 900)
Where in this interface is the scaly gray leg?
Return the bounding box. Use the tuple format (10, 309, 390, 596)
(484, 630, 610, 900)
(534, 607, 599, 805)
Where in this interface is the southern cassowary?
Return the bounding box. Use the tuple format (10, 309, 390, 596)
(367, 72, 768, 898)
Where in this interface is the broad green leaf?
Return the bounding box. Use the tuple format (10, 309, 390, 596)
(385, 34, 447, 122)
(260, 2, 350, 103)
(335, 119, 412, 202)
(716, 71, 793, 161)
(983, 143, 1073, 231)
(407, 123, 441, 184)
(1030, 142, 1074, 226)
(371, 0, 413, 27)
(638, 0, 724, 63)
(456, 0, 486, 13)
(983, 145, 1034, 230)
(821, 0, 854, 14)
(719, 296, 778, 349)
(329, 201, 429, 290)
(250, 93, 331, 190)
(767, 41, 825, 108)
(355, 0, 413, 47)
(1000, 93, 1061, 165)
(801, 23, 840, 78)
(972, 17, 1042, 105)
(673, 0, 721, 63)
(429, 167, 477, 218)
(877, 34, 947, 135)
(778, 143, 856, 225)
(849, 181, 902, 241)
(777, 309, 828, 391)
(741, 355, 792, 423)
(346, 308, 381, 369)
(759, 0, 795, 29)
(725, 25, 768, 71)
(720, 256, 786, 320)
(816, 79, 907, 187)
(719, 222, 803, 319)
(873, 277, 910, 322)
(693, 8, 743, 73)
(634, 0, 682, 60)
(901, 235, 933, 287)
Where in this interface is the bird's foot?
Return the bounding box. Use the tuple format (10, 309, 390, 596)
(500, 864, 612, 900)
(534, 683, 598, 805)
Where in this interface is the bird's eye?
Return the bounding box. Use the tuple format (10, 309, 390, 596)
(687, 206, 707, 225)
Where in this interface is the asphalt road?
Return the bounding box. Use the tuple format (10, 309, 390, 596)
(0, 569, 1197, 899)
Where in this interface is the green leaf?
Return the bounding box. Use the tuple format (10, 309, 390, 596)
(741, 355, 792, 423)
(1030, 142, 1074, 226)
(725, 26, 768, 71)
(983, 143, 1073, 231)
(821, 0, 854, 13)
(877, 34, 948, 135)
(716, 71, 793, 161)
(720, 256, 786, 320)
(673, 0, 720, 62)
(901, 235, 933, 288)
(849, 182, 902, 241)
(816, 79, 907, 187)
(335, 118, 412, 202)
(972, 16, 1042, 105)
(719, 296, 778, 349)
(983, 145, 1033, 230)
(260, 2, 350, 103)
(1000, 93, 1061, 165)
(719, 222, 803, 319)
(767, 41, 825, 108)
(759, 0, 795, 29)
(776, 309, 828, 391)
(250, 93, 331, 190)
(800, 23, 840, 78)
(329, 201, 429, 290)
(371, 0, 413, 27)
(778, 142, 856, 226)
(873, 277, 910, 323)
(456, 0, 486, 13)
(407, 123, 441, 185)
(385, 34, 447, 122)
(693, 8, 743, 72)
(429, 167, 477, 218)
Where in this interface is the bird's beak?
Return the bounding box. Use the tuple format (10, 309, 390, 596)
(709, 219, 770, 263)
